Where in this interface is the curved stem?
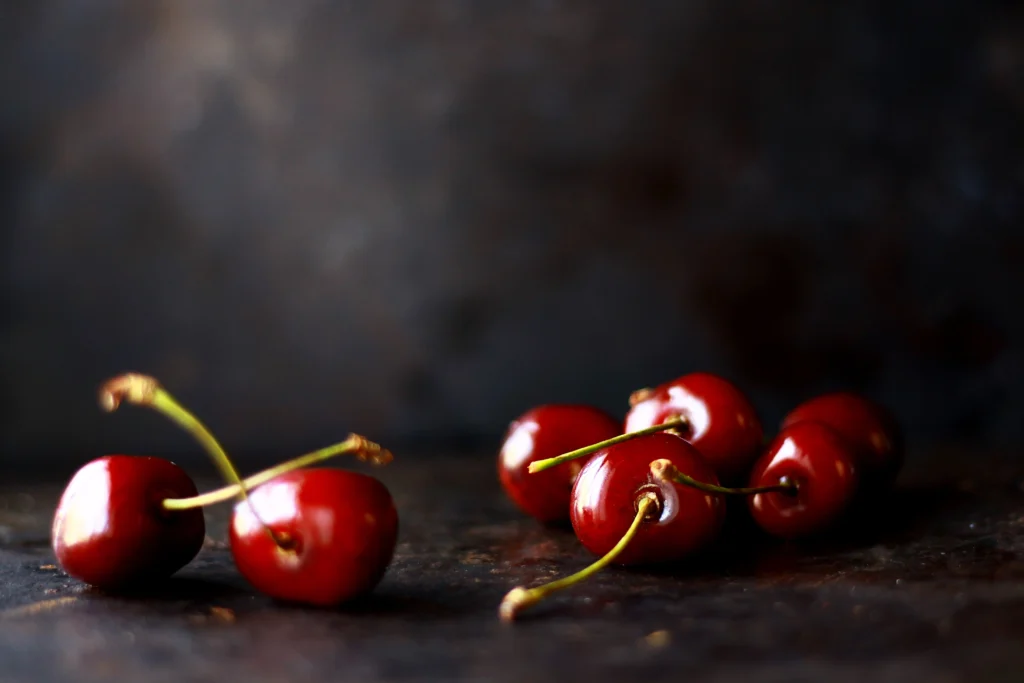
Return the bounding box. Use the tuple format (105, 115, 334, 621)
(100, 373, 276, 543)
(499, 492, 659, 622)
(100, 374, 251, 498)
(650, 459, 798, 496)
(528, 417, 689, 474)
(162, 434, 391, 510)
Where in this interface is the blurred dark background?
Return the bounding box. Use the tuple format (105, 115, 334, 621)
(2, 1, 1023, 474)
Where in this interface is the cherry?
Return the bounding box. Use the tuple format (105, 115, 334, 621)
(95, 373, 399, 606)
(229, 468, 399, 606)
(570, 433, 726, 563)
(781, 392, 903, 488)
(498, 404, 621, 523)
(52, 455, 205, 589)
(500, 433, 726, 620)
(624, 372, 764, 483)
(57, 372, 396, 596)
(747, 422, 859, 539)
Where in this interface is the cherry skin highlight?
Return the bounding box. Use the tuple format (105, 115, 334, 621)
(499, 404, 621, 523)
(781, 392, 902, 488)
(747, 422, 859, 539)
(229, 468, 399, 607)
(52, 455, 206, 589)
(624, 372, 763, 483)
(570, 433, 726, 565)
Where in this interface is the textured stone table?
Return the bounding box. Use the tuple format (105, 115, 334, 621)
(0, 450, 1022, 683)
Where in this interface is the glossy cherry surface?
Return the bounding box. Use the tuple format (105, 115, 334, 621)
(52, 455, 206, 589)
(230, 468, 399, 606)
(624, 372, 763, 483)
(570, 433, 726, 565)
(781, 392, 902, 487)
(747, 422, 859, 539)
(499, 404, 621, 523)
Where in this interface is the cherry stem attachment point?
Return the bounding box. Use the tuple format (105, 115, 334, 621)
(528, 417, 689, 474)
(649, 459, 798, 497)
(162, 434, 392, 511)
(499, 492, 660, 622)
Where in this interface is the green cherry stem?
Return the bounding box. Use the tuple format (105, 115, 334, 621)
(649, 458, 798, 496)
(499, 492, 660, 622)
(528, 416, 689, 474)
(99, 373, 253, 501)
(101, 373, 333, 548)
(162, 433, 392, 511)
(99, 373, 284, 544)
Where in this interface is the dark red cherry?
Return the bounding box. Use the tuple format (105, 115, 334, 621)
(499, 404, 621, 523)
(624, 372, 763, 483)
(229, 468, 398, 606)
(781, 392, 902, 487)
(52, 455, 206, 589)
(570, 432, 726, 565)
(747, 422, 859, 539)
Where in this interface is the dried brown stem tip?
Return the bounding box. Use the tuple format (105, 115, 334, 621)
(649, 458, 679, 482)
(98, 373, 161, 412)
(349, 434, 395, 466)
(629, 387, 655, 407)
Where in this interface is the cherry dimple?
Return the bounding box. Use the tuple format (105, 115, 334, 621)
(624, 372, 763, 484)
(230, 468, 398, 607)
(571, 432, 726, 566)
(748, 422, 860, 539)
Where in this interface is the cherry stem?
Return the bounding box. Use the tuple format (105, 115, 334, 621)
(499, 492, 659, 622)
(100, 373, 253, 493)
(528, 416, 689, 474)
(99, 373, 277, 545)
(162, 433, 392, 511)
(649, 459, 798, 496)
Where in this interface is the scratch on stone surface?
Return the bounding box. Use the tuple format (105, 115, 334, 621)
(458, 550, 495, 565)
(0, 596, 78, 618)
(190, 606, 237, 624)
(642, 630, 671, 649)
(209, 606, 236, 622)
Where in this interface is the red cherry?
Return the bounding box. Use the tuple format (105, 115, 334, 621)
(52, 455, 206, 589)
(781, 392, 903, 487)
(499, 432, 726, 620)
(624, 372, 763, 483)
(571, 432, 726, 565)
(229, 468, 399, 607)
(499, 405, 621, 523)
(747, 422, 859, 539)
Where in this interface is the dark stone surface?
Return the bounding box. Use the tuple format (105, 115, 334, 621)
(1, 450, 1023, 682)
(3, 1, 1024, 467)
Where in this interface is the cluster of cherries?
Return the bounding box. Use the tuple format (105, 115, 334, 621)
(51, 373, 399, 607)
(50, 371, 899, 617)
(497, 372, 902, 620)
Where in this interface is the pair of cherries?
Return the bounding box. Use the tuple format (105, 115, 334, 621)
(51, 374, 399, 607)
(498, 372, 902, 619)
